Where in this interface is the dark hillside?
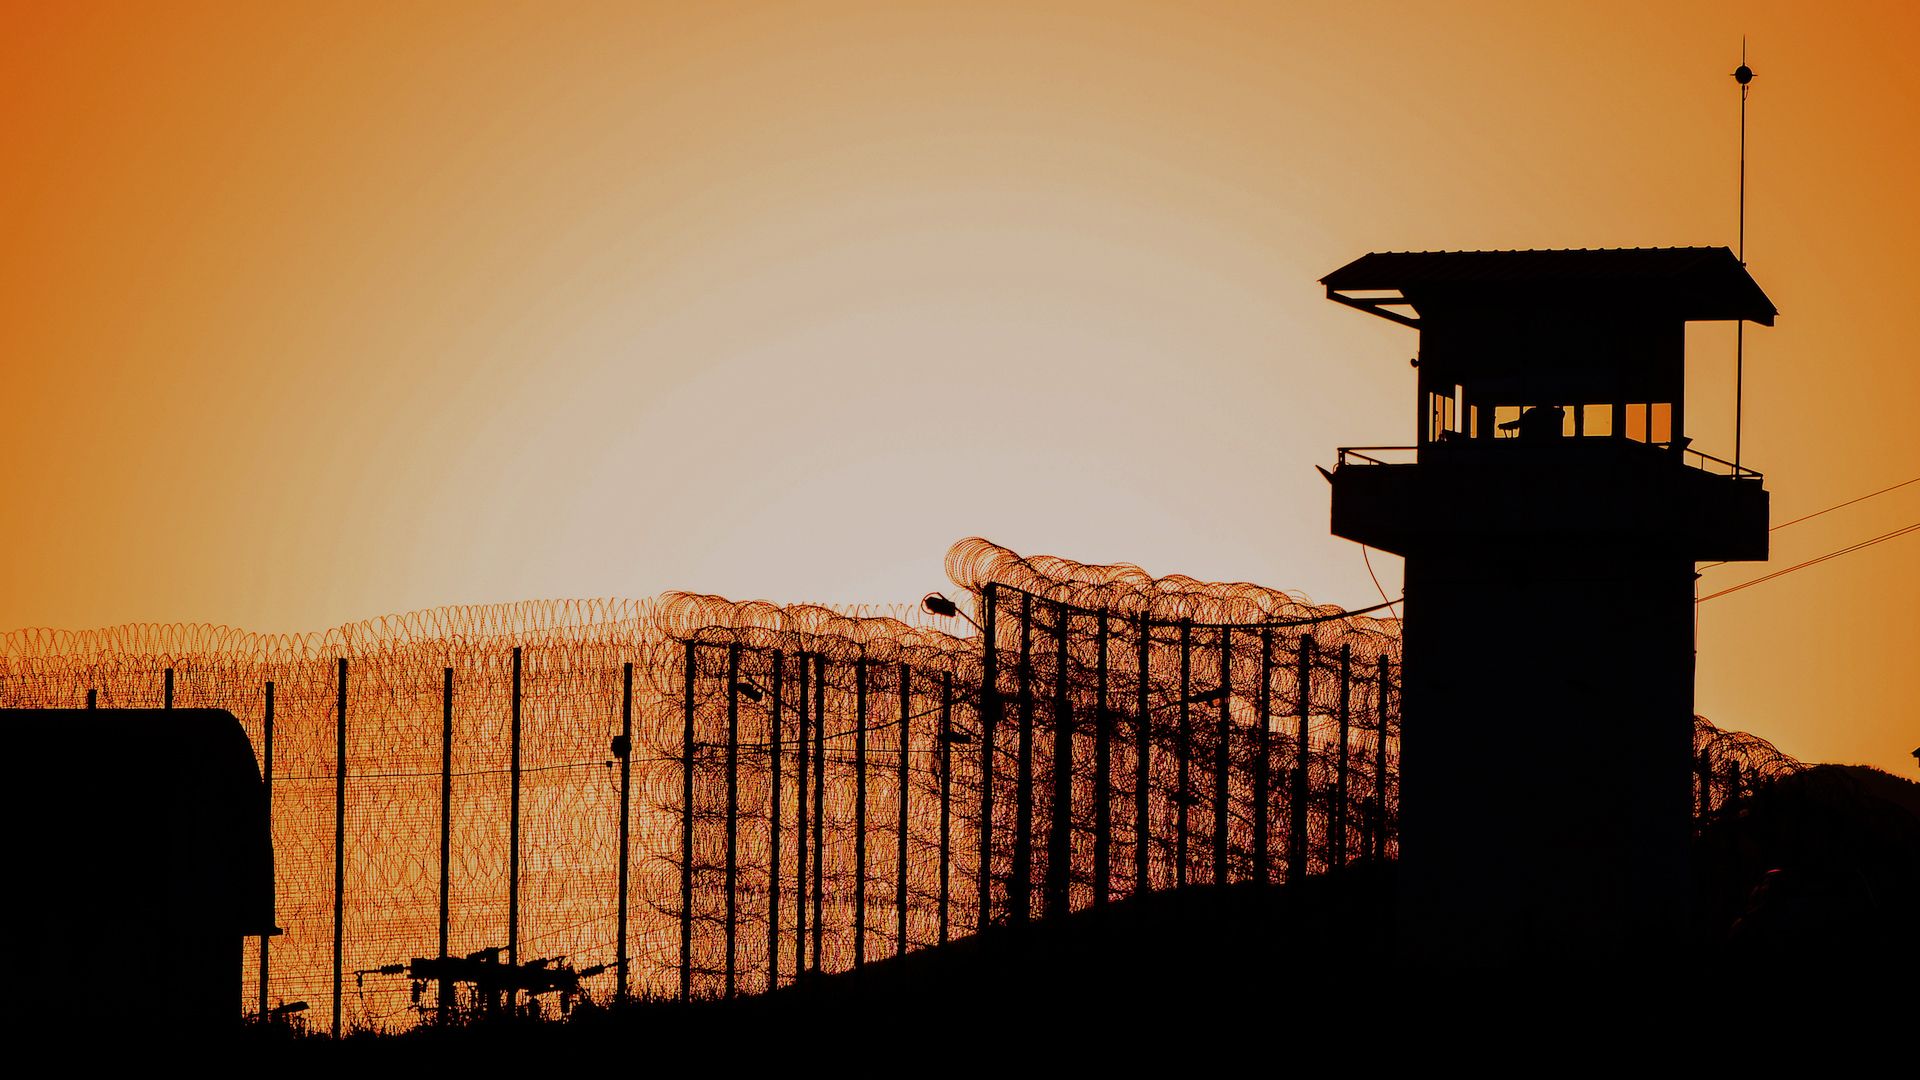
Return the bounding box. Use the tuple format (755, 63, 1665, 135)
(1697, 763, 1920, 961)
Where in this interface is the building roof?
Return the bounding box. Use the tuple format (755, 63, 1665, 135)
(1321, 246, 1777, 325)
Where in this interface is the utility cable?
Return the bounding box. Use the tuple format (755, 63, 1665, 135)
(1698, 520, 1919, 602)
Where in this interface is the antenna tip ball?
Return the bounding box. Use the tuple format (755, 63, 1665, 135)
(1733, 65, 1754, 84)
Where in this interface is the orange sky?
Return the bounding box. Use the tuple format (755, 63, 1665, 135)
(4, 1, 1915, 774)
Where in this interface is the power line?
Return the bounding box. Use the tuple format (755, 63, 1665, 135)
(1361, 546, 1401, 619)
(1770, 473, 1920, 533)
(1697, 520, 1919, 602)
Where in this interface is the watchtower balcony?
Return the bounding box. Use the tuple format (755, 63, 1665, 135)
(1328, 436, 1768, 562)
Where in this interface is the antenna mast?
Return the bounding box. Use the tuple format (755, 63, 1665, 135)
(1733, 40, 1755, 473)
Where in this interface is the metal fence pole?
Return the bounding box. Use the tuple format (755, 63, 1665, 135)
(854, 655, 868, 967)
(810, 654, 825, 973)
(1290, 636, 1312, 881)
(725, 644, 740, 998)
(332, 658, 346, 1037)
(617, 661, 633, 1006)
(1254, 629, 1273, 885)
(794, 652, 810, 978)
(439, 667, 453, 1021)
(1375, 655, 1390, 862)
(938, 669, 953, 943)
(1334, 644, 1352, 868)
(259, 680, 274, 1021)
(1093, 611, 1110, 907)
(509, 646, 522, 995)
(1011, 592, 1035, 924)
(1045, 604, 1072, 917)
(768, 650, 783, 990)
(680, 641, 696, 1003)
(1213, 627, 1231, 886)
(976, 585, 1000, 933)
(896, 662, 911, 955)
(1134, 614, 1152, 895)
(1176, 619, 1192, 889)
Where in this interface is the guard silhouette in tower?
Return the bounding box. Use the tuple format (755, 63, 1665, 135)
(1322, 247, 1773, 963)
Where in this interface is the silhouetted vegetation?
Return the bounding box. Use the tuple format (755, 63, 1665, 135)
(1696, 764, 1920, 962)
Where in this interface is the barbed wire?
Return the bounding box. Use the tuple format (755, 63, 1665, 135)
(0, 536, 1789, 1033)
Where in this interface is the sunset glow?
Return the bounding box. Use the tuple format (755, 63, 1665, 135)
(5, 1, 1915, 774)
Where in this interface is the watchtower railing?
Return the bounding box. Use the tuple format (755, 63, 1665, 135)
(1334, 446, 1417, 468)
(1335, 440, 1762, 481)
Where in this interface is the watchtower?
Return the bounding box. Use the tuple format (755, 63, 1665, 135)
(1322, 247, 1774, 961)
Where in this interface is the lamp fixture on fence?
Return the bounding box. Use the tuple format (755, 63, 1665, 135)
(922, 592, 985, 633)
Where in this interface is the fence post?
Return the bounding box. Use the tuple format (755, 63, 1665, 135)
(1093, 611, 1110, 907)
(1134, 614, 1152, 895)
(1012, 592, 1035, 924)
(1334, 643, 1351, 868)
(1176, 619, 1192, 889)
(724, 644, 740, 998)
(439, 667, 453, 1021)
(680, 641, 696, 1003)
(1213, 626, 1232, 886)
(1254, 628, 1273, 885)
(1290, 636, 1312, 881)
(793, 652, 809, 978)
(617, 661, 633, 1006)
(332, 657, 346, 1038)
(259, 680, 274, 1021)
(976, 584, 1000, 933)
(938, 669, 953, 943)
(1045, 604, 1072, 917)
(810, 654, 825, 973)
(768, 650, 783, 990)
(854, 655, 868, 967)
(509, 646, 522, 997)
(1375, 655, 1390, 862)
(896, 662, 911, 955)
(86, 688, 96, 709)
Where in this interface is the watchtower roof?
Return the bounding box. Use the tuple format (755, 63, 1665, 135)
(1321, 246, 1776, 326)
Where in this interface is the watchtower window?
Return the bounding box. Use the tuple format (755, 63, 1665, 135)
(1623, 403, 1674, 444)
(1427, 385, 1466, 442)
(1487, 403, 1572, 442)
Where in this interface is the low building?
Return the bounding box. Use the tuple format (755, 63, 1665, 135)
(3, 708, 274, 1037)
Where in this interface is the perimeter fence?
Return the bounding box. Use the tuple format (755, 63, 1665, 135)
(0, 537, 1791, 1033)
